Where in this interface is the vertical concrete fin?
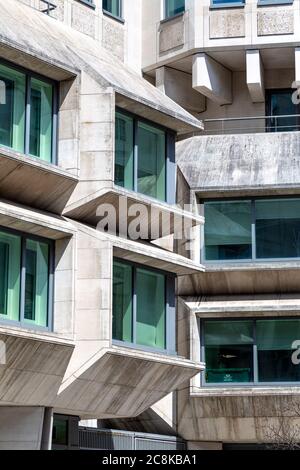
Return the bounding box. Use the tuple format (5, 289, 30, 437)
(192, 53, 232, 106)
(246, 50, 265, 103)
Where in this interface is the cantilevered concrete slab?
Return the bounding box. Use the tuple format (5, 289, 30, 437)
(64, 186, 203, 240)
(183, 294, 300, 316)
(192, 53, 232, 106)
(0, 199, 76, 240)
(55, 345, 204, 419)
(246, 50, 265, 103)
(0, 146, 78, 214)
(0, 0, 202, 134)
(0, 326, 74, 407)
(177, 132, 300, 196)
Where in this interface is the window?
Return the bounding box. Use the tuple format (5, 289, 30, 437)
(113, 259, 175, 353)
(202, 318, 300, 385)
(103, 0, 122, 19)
(211, 0, 245, 7)
(266, 89, 300, 132)
(115, 110, 173, 203)
(0, 61, 57, 162)
(0, 227, 53, 328)
(165, 0, 185, 19)
(204, 198, 300, 261)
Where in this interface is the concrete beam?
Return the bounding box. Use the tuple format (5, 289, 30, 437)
(156, 67, 206, 114)
(246, 50, 265, 103)
(192, 53, 232, 106)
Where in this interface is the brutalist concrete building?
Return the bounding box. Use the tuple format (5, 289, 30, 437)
(0, 0, 300, 450)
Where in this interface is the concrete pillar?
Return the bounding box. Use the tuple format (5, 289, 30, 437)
(41, 408, 53, 450)
(246, 50, 265, 103)
(156, 66, 206, 113)
(192, 53, 232, 105)
(0, 407, 45, 450)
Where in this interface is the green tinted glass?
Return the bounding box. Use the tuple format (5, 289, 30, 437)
(29, 78, 53, 162)
(0, 64, 25, 153)
(25, 239, 49, 327)
(136, 268, 165, 349)
(103, 0, 121, 17)
(113, 261, 133, 343)
(0, 231, 21, 322)
(165, 0, 185, 18)
(115, 112, 134, 190)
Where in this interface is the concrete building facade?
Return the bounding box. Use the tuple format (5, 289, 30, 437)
(0, 0, 299, 450)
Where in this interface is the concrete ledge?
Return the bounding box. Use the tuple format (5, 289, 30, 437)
(55, 345, 204, 419)
(0, 199, 76, 240)
(0, 146, 78, 214)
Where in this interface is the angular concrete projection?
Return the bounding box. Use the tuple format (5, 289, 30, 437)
(55, 346, 204, 419)
(192, 53, 232, 105)
(0, 329, 74, 407)
(295, 47, 300, 87)
(246, 50, 265, 103)
(156, 67, 206, 114)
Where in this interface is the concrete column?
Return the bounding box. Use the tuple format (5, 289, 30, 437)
(246, 50, 265, 103)
(156, 66, 206, 113)
(41, 408, 53, 450)
(0, 407, 45, 450)
(192, 53, 232, 105)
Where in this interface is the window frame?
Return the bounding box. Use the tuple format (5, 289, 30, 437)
(115, 107, 176, 204)
(0, 58, 58, 164)
(102, 0, 124, 22)
(0, 225, 54, 331)
(209, 0, 245, 9)
(164, 0, 185, 20)
(112, 258, 176, 355)
(200, 317, 300, 387)
(202, 196, 300, 264)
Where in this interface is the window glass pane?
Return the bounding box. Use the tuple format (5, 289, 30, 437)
(0, 231, 20, 322)
(267, 90, 300, 132)
(212, 0, 244, 4)
(204, 201, 252, 261)
(29, 78, 53, 162)
(103, 0, 121, 17)
(0, 64, 25, 153)
(137, 122, 166, 201)
(136, 268, 165, 349)
(25, 239, 49, 327)
(165, 0, 185, 18)
(113, 261, 132, 343)
(204, 320, 254, 383)
(257, 319, 300, 382)
(115, 112, 134, 190)
(256, 199, 300, 259)
(52, 417, 68, 446)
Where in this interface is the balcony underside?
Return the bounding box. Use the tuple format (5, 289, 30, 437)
(55, 346, 204, 419)
(64, 186, 203, 239)
(0, 147, 78, 214)
(0, 327, 74, 407)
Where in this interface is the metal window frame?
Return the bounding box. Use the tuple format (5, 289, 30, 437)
(0, 224, 54, 332)
(115, 107, 176, 204)
(202, 195, 300, 264)
(200, 316, 300, 387)
(102, 0, 124, 22)
(0, 58, 59, 165)
(112, 257, 176, 355)
(164, 0, 185, 20)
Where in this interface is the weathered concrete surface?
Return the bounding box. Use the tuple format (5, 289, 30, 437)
(246, 50, 265, 103)
(159, 14, 185, 54)
(257, 7, 294, 36)
(0, 328, 74, 407)
(177, 133, 300, 194)
(0, 407, 45, 450)
(193, 54, 232, 106)
(55, 346, 204, 419)
(0, 0, 202, 133)
(209, 10, 245, 39)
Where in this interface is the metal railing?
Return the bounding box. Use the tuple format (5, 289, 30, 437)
(39, 0, 57, 14)
(203, 114, 300, 135)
